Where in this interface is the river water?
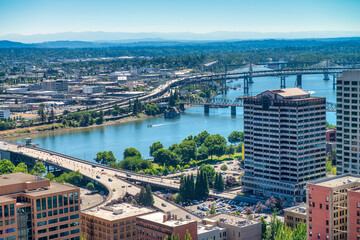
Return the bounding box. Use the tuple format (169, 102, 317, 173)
(15, 72, 336, 161)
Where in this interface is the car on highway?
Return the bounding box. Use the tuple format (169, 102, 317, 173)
(161, 203, 166, 207)
(92, 165, 96, 168)
(186, 215, 191, 219)
(108, 178, 113, 182)
(126, 174, 131, 177)
(96, 175, 100, 179)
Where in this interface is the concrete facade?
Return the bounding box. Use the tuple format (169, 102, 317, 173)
(284, 204, 306, 230)
(242, 88, 327, 202)
(336, 70, 360, 175)
(82, 203, 153, 240)
(306, 174, 360, 240)
(0, 172, 81, 240)
(42, 80, 68, 92)
(136, 212, 198, 240)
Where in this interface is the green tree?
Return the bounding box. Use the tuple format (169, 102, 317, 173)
(37, 107, 46, 123)
(260, 216, 267, 239)
(199, 164, 215, 187)
(33, 162, 46, 175)
(15, 162, 28, 173)
(154, 149, 180, 167)
(96, 110, 104, 124)
(203, 134, 227, 159)
(150, 142, 164, 157)
(138, 186, 146, 205)
(292, 222, 307, 240)
(94, 151, 116, 165)
(210, 204, 216, 215)
(226, 145, 235, 157)
(220, 164, 228, 171)
(0, 159, 15, 175)
(178, 140, 197, 164)
(45, 172, 55, 181)
(228, 131, 244, 145)
(169, 92, 175, 106)
(197, 146, 209, 160)
(140, 184, 154, 207)
(123, 148, 141, 159)
(185, 230, 192, 240)
(194, 130, 210, 147)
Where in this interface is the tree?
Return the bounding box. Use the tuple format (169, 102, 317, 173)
(138, 186, 146, 205)
(150, 142, 163, 157)
(0, 159, 15, 175)
(266, 196, 280, 211)
(220, 164, 228, 171)
(228, 131, 244, 145)
(15, 162, 28, 173)
(169, 92, 175, 106)
(225, 176, 237, 188)
(210, 204, 216, 215)
(154, 149, 180, 167)
(94, 151, 116, 165)
(37, 107, 46, 123)
(123, 148, 141, 159)
(194, 130, 210, 147)
(199, 164, 215, 187)
(44, 172, 55, 181)
(139, 184, 154, 207)
(178, 140, 197, 164)
(292, 222, 307, 240)
(33, 162, 46, 175)
(244, 206, 254, 215)
(203, 134, 227, 159)
(214, 172, 225, 191)
(226, 145, 235, 157)
(197, 146, 209, 160)
(260, 216, 267, 239)
(254, 201, 266, 213)
(117, 156, 152, 171)
(96, 110, 104, 124)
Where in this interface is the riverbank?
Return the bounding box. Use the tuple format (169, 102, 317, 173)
(1, 113, 161, 141)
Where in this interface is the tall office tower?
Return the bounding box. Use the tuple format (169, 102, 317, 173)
(241, 88, 326, 202)
(0, 172, 81, 240)
(336, 70, 360, 174)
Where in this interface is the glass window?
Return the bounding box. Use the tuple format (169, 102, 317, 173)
(47, 197, 52, 209)
(64, 194, 68, 206)
(53, 196, 57, 208)
(36, 199, 41, 211)
(69, 193, 73, 205)
(58, 195, 63, 207)
(42, 198, 46, 210)
(71, 229, 80, 235)
(49, 234, 58, 240)
(9, 204, 14, 217)
(0, 206, 2, 218)
(4, 205, 8, 218)
(60, 216, 69, 222)
(48, 219, 58, 224)
(70, 214, 79, 220)
(37, 221, 47, 227)
(74, 192, 78, 204)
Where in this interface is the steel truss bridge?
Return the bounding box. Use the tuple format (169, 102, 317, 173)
(179, 97, 336, 115)
(178, 66, 360, 95)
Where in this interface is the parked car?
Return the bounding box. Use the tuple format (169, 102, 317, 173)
(108, 178, 113, 182)
(161, 203, 166, 207)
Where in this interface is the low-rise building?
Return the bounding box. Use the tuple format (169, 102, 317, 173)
(0, 109, 10, 119)
(284, 204, 306, 229)
(206, 213, 262, 240)
(198, 218, 227, 240)
(42, 80, 69, 92)
(83, 85, 106, 94)
(82, 203, 153, 240)
(0, 172, 81, 240)
(136, 212, 198, 240)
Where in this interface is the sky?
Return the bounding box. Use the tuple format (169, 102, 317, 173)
(0, 0, 359, 36)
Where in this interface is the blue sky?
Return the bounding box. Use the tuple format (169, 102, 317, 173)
(0, 0, 359, 36)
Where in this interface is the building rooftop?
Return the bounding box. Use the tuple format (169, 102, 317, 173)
(283, 204, 307, 215)
(269, 88, 310, 99)
(25, 181, 78, 197)
(309, 174, 360, 188)
(197, 224, 225, 235)
(137, 212, 195, 227)
(207, 213, 260, 227)
(83, 203, 153, 221)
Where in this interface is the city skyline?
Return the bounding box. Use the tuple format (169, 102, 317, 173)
(0, 0, 359, 39)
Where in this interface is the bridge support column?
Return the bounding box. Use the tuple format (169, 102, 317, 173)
(249, 76, 254, 84)
(296, 74, 302, 88)
(243, 77, 249, 96)
(280, 76, 286, 89)
(224, 80, 227, 94)
(204, 105, 209, 114)
(231, 106, 236, 116)
(333, 75, 336, 90)
(180, 103, 185, 111)
(324, 72, 330, 80)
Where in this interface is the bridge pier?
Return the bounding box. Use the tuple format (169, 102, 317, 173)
(296, 74, 302, 88)
(243, 77, 249, 95)
(333, 75, 336, 90)
(324, 72, 330, 80)
(204, 105, 209, 114)
(249, 76, 254, 84)
(231, 106, 236, 116)
(180, 103, 185, 111)
(280, 76, 286, 89)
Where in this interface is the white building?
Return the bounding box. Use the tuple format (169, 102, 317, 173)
(0, 109, 10, 119)
(241, 88, 327, 202)
(82, 85, 105, 94)
(336, 70, 360, 174)
(198, 218, 227, 240)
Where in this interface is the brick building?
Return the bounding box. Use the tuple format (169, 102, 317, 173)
(136, 212, 197, 240)
(283, 204, 306, 230)
(306, 174, 360, 240)
(0, 172, 81, 240)
(81, 203, 153, 240)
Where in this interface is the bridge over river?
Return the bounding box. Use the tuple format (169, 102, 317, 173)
(0, 142, 241, 220)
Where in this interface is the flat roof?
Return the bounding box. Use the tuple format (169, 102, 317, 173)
(197, 225, 225, 234)
(0, 172, 40, 187)
(270, 88, 310, 99)
(284, 204, 306, 215)
(83, 203, 153, 221)
(206, 213, 260, 227)
(309, 174, 360, 188)
(25, 182, 78, 197)
(137, 212, 195, 227)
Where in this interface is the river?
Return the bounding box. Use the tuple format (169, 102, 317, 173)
(14, 72, 336, 161)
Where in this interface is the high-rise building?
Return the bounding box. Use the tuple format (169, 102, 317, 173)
(81, 203, 153, 240)
(336, 70, 360, 175)
(0, 172, 81, 240)
(306, 174, 360, 240)
(241, 88, 327, 202)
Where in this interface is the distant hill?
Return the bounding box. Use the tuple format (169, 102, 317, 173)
(1, 31, 360, 43)
(0, 40, 31, 48)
